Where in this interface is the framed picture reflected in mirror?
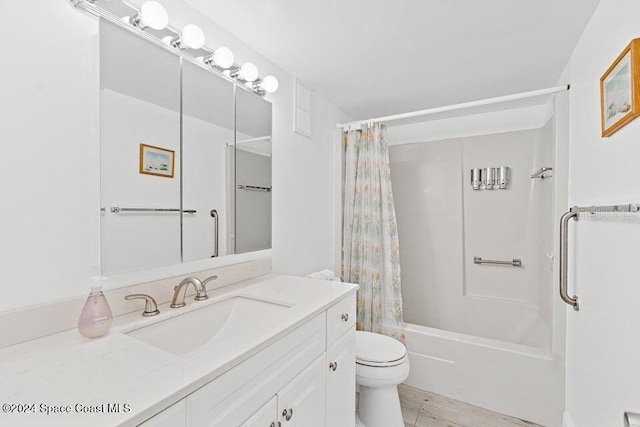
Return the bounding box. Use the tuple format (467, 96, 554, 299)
(139, 143, 175, 178)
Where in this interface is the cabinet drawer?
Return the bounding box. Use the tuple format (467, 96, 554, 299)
(326, 293, 356, 347)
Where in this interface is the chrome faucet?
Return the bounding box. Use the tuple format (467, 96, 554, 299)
(170, 277, 208, 308)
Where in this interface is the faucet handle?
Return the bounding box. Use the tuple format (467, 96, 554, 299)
(124, 294, 160, 317)
(202, 275, 218, 287)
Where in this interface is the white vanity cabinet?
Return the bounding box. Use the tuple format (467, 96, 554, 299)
(326, 327, 356, 426)
(138, 401, 186, 427)
(240, 397, 277, 427)
(276, 355, 327, 426)
(139, 293, 356, 427)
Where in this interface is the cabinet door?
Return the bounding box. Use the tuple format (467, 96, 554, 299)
(241, 396, 278, 427)
(139, 400, 186, 427)
(278, 355, 326, 427)
(326, 327, 356, 427)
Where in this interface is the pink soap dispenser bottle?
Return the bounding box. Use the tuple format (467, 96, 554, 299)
(78, 277, 113, 339)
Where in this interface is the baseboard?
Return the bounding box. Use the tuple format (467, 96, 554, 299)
(563, 411, 576, 427)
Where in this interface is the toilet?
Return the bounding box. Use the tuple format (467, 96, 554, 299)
(355, 331, 410, 427)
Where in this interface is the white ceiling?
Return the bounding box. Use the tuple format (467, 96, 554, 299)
(185, 0, 600, 119)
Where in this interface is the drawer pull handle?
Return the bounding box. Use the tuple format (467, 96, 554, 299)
(283, 408, 293, 421)
(341, 313, 349, 322)
(329, 361, 338, 371)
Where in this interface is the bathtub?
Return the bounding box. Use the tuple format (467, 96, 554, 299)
(403, 322, 564, 427)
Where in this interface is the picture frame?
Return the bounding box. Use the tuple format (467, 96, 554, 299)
(139, 143, 175, 178)
(600, 38, 640, 137)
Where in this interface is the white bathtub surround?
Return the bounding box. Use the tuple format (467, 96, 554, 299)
(404, 324, 563, 427)
(0, 274, 357, 426)
(342, 123, 405, 340)
(388, 99, 568, 426)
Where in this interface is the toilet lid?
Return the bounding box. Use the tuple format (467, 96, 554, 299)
(355, 331, 407, 367)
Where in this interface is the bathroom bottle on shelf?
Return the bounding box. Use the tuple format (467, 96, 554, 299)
(78, 277, 113, 339)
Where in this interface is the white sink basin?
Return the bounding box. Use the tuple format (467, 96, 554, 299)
(126, 296, 291, 356)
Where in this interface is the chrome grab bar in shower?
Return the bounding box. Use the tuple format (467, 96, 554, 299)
(210, 209, 219, 258)
(560, 203, 640, 312)
(473, 256, 522, 267)
(109, 207, 196, 214)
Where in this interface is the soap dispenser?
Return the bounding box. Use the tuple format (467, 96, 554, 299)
(78, 277, 113, 339)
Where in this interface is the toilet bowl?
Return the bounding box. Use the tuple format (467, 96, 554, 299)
(355, 331, 410, 427)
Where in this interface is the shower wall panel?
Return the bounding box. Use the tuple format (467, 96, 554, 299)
(390, 126, 555, 347)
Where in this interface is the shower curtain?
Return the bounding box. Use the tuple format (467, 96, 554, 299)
(341, 122, 405, 341)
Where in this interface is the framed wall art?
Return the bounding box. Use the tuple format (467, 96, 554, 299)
(601, 38, 640, 137)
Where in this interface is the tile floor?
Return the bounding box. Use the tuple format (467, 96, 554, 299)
(399, 384, 542, 427)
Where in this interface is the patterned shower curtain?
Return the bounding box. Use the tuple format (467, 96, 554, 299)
(341, 122, 405, 342)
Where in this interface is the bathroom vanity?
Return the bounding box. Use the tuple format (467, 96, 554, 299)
(0, 274, 357, 426)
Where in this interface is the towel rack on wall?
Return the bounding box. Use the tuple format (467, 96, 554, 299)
(559, 203, 640, 312)
(238, 185, 272, 192)
(109, 207, 197, 214)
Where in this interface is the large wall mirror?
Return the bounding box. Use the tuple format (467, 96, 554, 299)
(236, 88, 273, 253)
(99, 20, 272, 276)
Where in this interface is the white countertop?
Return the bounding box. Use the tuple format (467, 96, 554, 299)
(0, 274, 358, 426)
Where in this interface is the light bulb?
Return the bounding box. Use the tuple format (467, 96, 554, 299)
(239, 62, 259, 82)
(261, 75, 279, 93)
(213, 47, 234, 69)
(137, 1, 168, 30)
(180, 24, 205, 49)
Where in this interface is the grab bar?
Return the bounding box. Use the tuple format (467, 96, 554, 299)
(109, 207, 196, 214)
(210, 209, 219, 258)
(559, 209, 579, 310)
(238, 184, 272, 192)
(559, 202, 640, 312)
(473, 256, 522, 267)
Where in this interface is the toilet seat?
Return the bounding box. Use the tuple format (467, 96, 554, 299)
(355, 331, 408, 367)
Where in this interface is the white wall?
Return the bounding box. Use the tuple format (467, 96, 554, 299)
(0, 0, 350, 313)
(561, 0, 640, 425)
(0, 1, 98, 313)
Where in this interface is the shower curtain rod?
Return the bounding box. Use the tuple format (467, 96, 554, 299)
(336, 85, 570, 129)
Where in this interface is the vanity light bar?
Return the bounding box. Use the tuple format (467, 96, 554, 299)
(68, 0, 278, 97)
